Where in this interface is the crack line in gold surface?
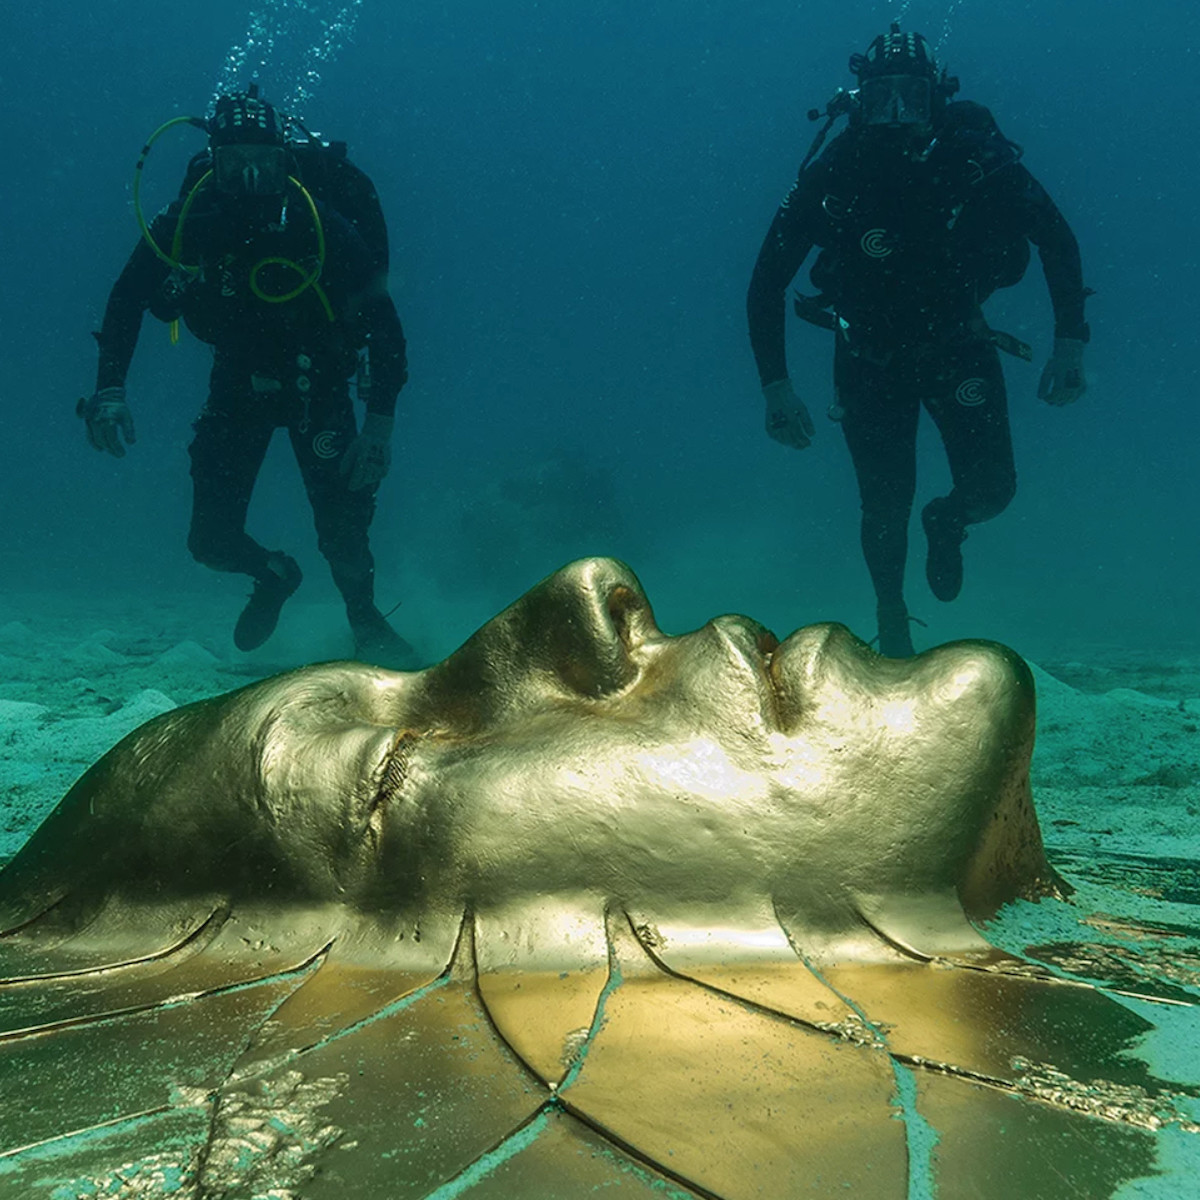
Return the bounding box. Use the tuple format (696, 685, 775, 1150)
(852, 911, 941, 966)
(624, 909, 869, 1042)
(0, 889, 72, 939)
(889, 1051, 1200, 1134)
(551, 1095, 724, 1200)
(224, 909, 472, 1086)
(771, 899, 932, 1196)
(552, 908, 757, 1199)
(422, 1107, 555, 1199)
(467, 912, 573, 1095)
(551, 906, 626, 1095)
(0, 937, 330, 1045)
(461, 905, 719, 1195)
(0, 1103, 179, 1163)
(0, 906, 229, 986)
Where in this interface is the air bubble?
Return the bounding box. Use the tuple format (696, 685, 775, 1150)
(215, 0, 364, 117)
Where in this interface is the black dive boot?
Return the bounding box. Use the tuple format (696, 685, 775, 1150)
(922, 498, 967, 602)
(350, 605, 420, 670)
(876, 602, 916, 658)
(233, 553, 302, 652)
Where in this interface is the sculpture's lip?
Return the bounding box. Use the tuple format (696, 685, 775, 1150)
(707, 616, 786, 727)
(704, 617, 872, 732)
(764, 622, 875, 729)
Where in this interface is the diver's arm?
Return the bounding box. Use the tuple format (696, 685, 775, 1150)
(996, 164, 1089, 404)
(325, 209, 408, 418)
(94, 237, 171, 391)
(338, 288, 408, 490)
(355, 290, 408, 418)
(1011, 165, 1089, 341)
(83, 234, 168, 456)
(747, 173, 820, 388)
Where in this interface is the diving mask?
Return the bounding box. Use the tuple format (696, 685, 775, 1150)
(859, 75, 933, 127)
(213, 143, 289, 196)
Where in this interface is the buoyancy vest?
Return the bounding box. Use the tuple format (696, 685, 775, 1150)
(804, 103, 1029, 347)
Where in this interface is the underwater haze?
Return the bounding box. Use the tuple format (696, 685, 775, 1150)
(2, 4, 1200, 1198)
(1, 0, 1197, 660)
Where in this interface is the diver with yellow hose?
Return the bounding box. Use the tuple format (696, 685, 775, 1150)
(80, 88, 413, 665)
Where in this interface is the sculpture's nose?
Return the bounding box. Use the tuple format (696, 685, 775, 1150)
(409, 558, 663, 731)
(528, 557, 661, 698)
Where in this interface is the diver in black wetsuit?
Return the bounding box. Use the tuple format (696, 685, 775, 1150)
(747, 25, 1090, 657)
(80, 88, 413, 665)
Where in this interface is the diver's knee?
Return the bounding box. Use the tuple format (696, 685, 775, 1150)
(962, 475, 1016, 524)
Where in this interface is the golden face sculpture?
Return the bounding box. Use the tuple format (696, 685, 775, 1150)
(0, 559, 1192, 1199)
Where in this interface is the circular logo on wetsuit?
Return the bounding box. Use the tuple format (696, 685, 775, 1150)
(859, 228, 894, 258)
(955, 378, 988, 407)
(312, 431, 340, 458)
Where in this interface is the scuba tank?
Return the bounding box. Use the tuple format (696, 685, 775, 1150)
(286, 129, 390, 278)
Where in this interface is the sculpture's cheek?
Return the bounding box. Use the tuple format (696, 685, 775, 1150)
(377, 730, 788, 909)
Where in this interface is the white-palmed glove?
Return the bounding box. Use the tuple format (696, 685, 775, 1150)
(341, 412, 394, 491)
(762, 379, 816, 450)
(79, 386, 137, 457)
(1037, 338, 1087, 406)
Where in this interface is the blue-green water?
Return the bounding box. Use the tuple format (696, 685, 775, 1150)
(1, 0, 1196, 657)
(1, 2, 1198, 1196)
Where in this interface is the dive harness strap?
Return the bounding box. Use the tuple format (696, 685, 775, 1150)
(792, 291, 1033, 362)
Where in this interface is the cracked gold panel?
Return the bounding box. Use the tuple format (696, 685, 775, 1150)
(0, 557, 1195, 1198)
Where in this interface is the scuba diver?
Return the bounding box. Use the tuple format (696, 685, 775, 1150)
(746, 25, 1089, 657)
(80, 87, 414, 665)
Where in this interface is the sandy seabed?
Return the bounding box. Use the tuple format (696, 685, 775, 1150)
(1, 587, 1198, 1197)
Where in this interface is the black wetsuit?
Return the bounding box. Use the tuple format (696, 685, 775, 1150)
(94, 181, 407, 618)
(746, 102, 1088, 613)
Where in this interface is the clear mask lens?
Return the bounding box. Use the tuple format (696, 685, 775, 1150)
(860, 76, 932, 126)
(213, 144, 288, 196)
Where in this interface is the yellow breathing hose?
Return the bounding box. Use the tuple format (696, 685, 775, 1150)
(133, 115, 206, 272)
(168, 169, 213, 265)
(246, 178, 334, 322)
(133, 117, 335, 341)
(133, 115, 205, 343)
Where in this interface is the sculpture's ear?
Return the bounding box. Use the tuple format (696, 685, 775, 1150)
(409, 557, 661, 731)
